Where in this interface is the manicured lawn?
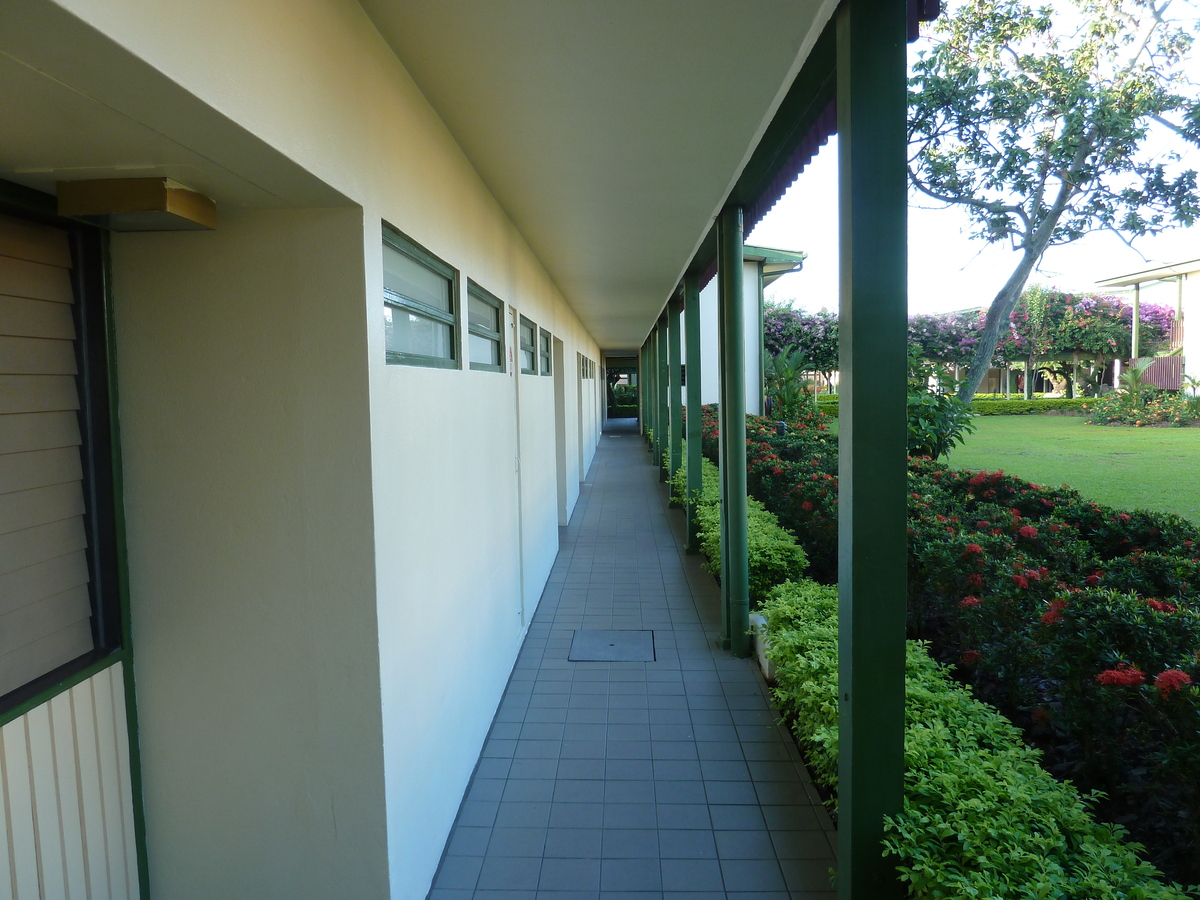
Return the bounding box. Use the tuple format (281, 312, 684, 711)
(946, 415, 1200, 523)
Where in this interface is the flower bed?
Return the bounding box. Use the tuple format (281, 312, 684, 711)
(696, 403, 1200, 885)
(761, 581, 1191, 899)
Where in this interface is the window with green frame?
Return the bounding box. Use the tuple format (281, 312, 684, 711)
(538, 328, 552, 376)
(466, 281, 505, 372)
(382, 225, 459, 368)
(519, 315, 537, 374)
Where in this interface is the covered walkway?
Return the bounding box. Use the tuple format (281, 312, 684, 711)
(428, 429, 836, 900)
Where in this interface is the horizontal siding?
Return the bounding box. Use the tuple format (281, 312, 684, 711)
(0, 336, 79, 377)
(0, 517, 88, 578)
(0, 296, 76, 341)
(0, 213, 72, 269)
(0, 256, 73, 305)
(0, 376, 80, 416)
(1, 662, 140, 900)
(0, 411, 82, 455)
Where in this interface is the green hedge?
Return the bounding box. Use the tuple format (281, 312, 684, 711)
(671, 451, 808, 607)
(972, 397, 1088, 415)
(761, 581, 1191, 899)
(810, 396, 1088, 418)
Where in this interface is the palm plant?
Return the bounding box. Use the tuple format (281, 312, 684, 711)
(764, 344, 814, 421)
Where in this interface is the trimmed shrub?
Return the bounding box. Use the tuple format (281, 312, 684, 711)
(681, 453, 808, 607)
(761, 581, 1193, 899)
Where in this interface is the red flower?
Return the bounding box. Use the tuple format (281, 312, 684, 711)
(1012, 575, 1029, 590)
(1096, 664, 1146, 687)
(1085, 574, 1101, 586)
(800, 501, 813, 511)
(772, 467, 783, 475)
(1154, 669, 1192, 698)
(963, 543, 983, 556)
(1146, 599, 1178, 614)
(1017, 525, 1038, 538)
(960, 650, 982, 665)
(1185, 540, 1195, 549)
(1117, 513, 1131, 522)
(966, 573, 983, 587)
(959, 596, 982, 608)
(1041, 598, 1067, 625)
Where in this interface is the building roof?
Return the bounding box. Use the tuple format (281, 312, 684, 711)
(1096, 258, 1200, 288)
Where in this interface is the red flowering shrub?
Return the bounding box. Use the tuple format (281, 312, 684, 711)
(1096, 663, 1147, 687)
(698, 404, 1200, 880)
(1154, 668, 1192, 698)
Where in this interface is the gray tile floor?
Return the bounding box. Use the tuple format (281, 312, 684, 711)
(428, 425, 836, 900)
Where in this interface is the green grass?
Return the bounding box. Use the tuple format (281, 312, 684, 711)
(947, 416, 1200, 523)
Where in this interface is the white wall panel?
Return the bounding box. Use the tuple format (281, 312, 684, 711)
(0, 662, 138, 900)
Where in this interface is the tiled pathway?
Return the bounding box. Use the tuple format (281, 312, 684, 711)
(428, 426, 836, 900)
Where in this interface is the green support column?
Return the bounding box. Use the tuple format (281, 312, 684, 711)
(640, 338, 651, 441)
(646, 332, 658, 449)
(836, 0, 908, 896)
(668, 292, 684, 482)
(718, 204, 750, 658)
(657, 312, 670, 480)
(685, 273, 703, 551)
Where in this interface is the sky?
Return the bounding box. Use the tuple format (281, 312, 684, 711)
(749, 2, 1200, 317)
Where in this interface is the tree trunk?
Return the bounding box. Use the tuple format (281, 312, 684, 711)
(958, 250, 1042, 403)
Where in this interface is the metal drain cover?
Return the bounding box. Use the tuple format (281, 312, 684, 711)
(569, 630, 655, 662)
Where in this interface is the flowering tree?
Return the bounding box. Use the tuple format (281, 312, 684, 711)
(763, 304, 839, 390)
(909, 0, 1200, 403)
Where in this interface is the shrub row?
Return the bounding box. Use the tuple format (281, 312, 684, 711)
(693, 403, 1200, 886)
(808, 396, 1088, 418)
(761, 581, 1190, 899)
(669, 450, 808, 606)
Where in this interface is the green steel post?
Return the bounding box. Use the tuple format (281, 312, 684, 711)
(668, 292, 684, 482)
(639, 340, 649, 439)
(685, 273, 704, 551)
(836, 0, 908, 895)
(657, 312, 670, 480)
(718, 204, 750, 658)
(645, 333, 657, 448)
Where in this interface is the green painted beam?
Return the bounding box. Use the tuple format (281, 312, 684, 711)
(835, 0, 908, 895)
(668, 293, 683, 481)
(718, 204, 750, 659)
(684, 273, 703, 551)
(657, 312, 669, 480)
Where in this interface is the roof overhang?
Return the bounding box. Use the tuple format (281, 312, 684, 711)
(1096, 258, 1200, 288)
(359, 0, 839, 347)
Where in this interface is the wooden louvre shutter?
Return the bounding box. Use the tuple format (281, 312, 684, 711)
(0, 213, 93, 697)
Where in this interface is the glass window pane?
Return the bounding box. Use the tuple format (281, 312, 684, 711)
(468, 294, 499, 334)
(384, 243, 451, 313)
(521, 348, 536, 372)
(520, 323, 535, 348)
(386, 304, 453, 358)
(469, 333, 500, 367)
(539, 332, 550, 354)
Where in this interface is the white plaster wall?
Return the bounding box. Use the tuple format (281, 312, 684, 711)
(113, 209, 389, 900)
(29, 2, 605, 896)
(1184, 274, 1199, 382)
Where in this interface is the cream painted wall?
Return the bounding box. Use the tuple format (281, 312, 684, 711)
(113, 209, 389, 899)
(1184, 274, 1199, 383)
(38, 1, 602, 897)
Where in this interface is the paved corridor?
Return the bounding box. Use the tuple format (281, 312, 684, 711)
(428, 427, 836, 900)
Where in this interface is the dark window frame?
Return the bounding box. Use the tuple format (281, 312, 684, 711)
(466, 280, 505, 373)
(382, 223, 460, 370)
(519, 315, 537, 375)
(538, 328, 552, 376)
(0, 179, 125, 721)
